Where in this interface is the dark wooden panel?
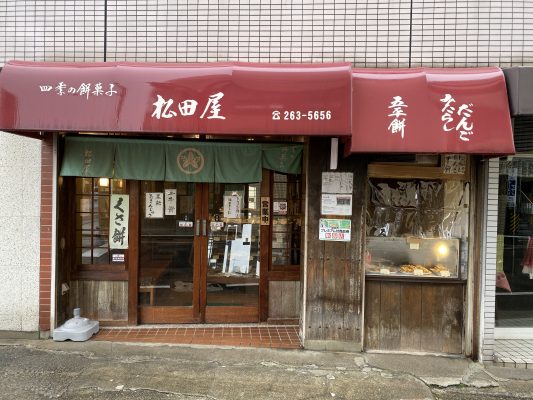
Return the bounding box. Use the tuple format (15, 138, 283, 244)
(268, 281, 283, 319)
(305, 138, 327, 340)
(400, 283, 422, 351)
(421, 283, 463, 354)
(70, 280, 128, 321)
(205, 306, 259, 323)
(379, 281, 401, 350)
(363, 280, 381, 350)
(323, 241, 345, 341)
(73, 270, 128, 281)
(128, 180, 140, 325)
(139, 306, 198, 324)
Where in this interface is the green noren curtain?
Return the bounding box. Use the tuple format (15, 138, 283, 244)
(115, 140, 165, 180)
(60, 137, 115, 177)
(215, 143, 262, 183)
(165, 142, 215, 182)
(60, 137, 303, 182)
(262, 143, 303, 175)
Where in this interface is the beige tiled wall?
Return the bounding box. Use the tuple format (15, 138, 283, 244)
(1, 1, 532, 67)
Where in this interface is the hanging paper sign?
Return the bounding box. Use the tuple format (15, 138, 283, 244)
(109, 194, 129, 249)
(165, 189, 177, 215)
(261, 197, 270, 226)
(322, 172, 353, 194)
(443, 154, 467, 175)
(319, 218, 351, 241)
(321, 194, 352, 216)
(146, 192, 164, 218)
(223, 194, 241, 218)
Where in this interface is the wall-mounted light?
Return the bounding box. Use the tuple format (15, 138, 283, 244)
(99, 177, 109, 187)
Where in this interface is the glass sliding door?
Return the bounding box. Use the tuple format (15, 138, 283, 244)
(204, 182, 260, 322)
(138, 181, 200, 323)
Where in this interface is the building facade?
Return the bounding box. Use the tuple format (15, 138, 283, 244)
(1, 1, 532, 360)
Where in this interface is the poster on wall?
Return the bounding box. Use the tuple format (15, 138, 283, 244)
(319, 218, 351, 242)
(321, 194, 352, 216)
(322, 172, 353, 194)
(165, 189, 177, 215)
(145, 192, 164, 218)
(273, 201, 287, 215)
(109, 194, 129, 249)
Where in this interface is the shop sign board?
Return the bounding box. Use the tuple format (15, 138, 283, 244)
(261, 197, 270, 226)
(321, 194, 352, 216)
(109, 194, 129, 249)
(319, 218, 351, 242)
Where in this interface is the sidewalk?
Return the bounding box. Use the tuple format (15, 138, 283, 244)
(0, 338, 532, 399)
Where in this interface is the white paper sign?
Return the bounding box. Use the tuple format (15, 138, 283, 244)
(321, 194, 352, 216)
(165, 189, 177, 215)
(223, 195, 241, 218)
(109, 194, 129, 249)
(145, 192, 164, 218)
(322, 172, 353, 194)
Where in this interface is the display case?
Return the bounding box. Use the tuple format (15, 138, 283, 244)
(365, 237, 460, 279)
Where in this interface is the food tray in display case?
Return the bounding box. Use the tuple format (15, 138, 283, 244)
(364, 237, 460, 279)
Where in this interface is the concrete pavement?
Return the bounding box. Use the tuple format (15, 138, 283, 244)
(0, 339, 532, 399)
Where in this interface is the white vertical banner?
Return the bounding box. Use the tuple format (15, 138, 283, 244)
(146, 192, 164, 218)
(165, 189, 177, 215)
(109, 194, 129, 249)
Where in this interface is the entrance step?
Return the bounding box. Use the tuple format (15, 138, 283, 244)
(93, 325, 302, 349)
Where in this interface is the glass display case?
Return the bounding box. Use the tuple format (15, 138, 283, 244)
(365, 173, 469, 279)
(365, 237, 460, 278)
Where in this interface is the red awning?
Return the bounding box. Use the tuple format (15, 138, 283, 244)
(0, 61, 352, 136)
(348, 67, 515, 155)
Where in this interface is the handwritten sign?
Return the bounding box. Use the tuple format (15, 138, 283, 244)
(145, 192, 164, 219)
(109, 194, 129, 249)
(165, 189, 177, 215)
(322, 172, 353, 194)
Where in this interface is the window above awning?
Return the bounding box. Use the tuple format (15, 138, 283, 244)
(0, 60, 352, 136)
(348, 67, 515, 156)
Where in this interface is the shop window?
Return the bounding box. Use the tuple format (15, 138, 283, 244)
(75, 178, 126, 265)
(365, 177, 469, 279)
(271, 172, 302, 268)
(495, 156, 533, 328)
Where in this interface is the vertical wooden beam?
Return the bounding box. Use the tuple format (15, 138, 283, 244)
(259, 169, 271, 321)
(127, 180, 139, 325)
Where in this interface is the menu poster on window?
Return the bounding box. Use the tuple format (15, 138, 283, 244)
(319, 218, 351, 242)
(109, 194, 129, 249)
(145, 192, 164, 219)
(321, 194, 352, 216)
(165, 189, 177, 216)
(223, 194, 241, 218)
(322, 172, 353, 194)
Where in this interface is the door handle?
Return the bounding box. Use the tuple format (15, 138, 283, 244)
(196, 219, 200, 236)
(202, 219, 207, 236)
